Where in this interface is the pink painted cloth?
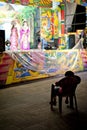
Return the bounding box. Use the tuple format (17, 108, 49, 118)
(10, 27, 18, 50)
(20, 28, 30, 50)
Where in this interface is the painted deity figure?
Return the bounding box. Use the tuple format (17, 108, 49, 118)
(10, 21, 18, 50)
(20, 21, 30, 50)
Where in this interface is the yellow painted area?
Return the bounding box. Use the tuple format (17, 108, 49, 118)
(0, 49, 85, 86)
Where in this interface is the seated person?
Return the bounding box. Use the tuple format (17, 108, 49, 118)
(50, 71, 81, 108)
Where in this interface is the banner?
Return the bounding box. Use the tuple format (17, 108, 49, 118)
(0, 49, 85, 85)
(4, 0, 52, 7)
(6, 49, 83, 82)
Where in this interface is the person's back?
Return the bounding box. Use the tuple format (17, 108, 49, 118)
(50, 71, 81, 107)
(55, 75, 80, 95)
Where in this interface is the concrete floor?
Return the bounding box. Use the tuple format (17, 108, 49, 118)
(0, 71, 87, 130)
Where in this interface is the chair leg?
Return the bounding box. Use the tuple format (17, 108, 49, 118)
(69, 96, 74, 109)
(50, 84, 54, 110)
(59, 96, 62, 113)
(65, 96, 69, 104)
(74, 94, 78, 112)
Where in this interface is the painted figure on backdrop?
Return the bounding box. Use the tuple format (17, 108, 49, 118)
(37, 38, 42, 49)
(20, 20, 30, 50)
(10, 20, 18, 50)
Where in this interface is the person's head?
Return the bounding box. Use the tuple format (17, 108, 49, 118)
(65, 71, 74, 77)
(23, 20, 28, 27)
(11, 20, 16, 29)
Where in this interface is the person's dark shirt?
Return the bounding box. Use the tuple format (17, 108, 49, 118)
(55, 75, 81, 94)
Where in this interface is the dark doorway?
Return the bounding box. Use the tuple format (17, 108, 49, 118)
(72, 4, 86, 32)
(0, 30, 5, 52)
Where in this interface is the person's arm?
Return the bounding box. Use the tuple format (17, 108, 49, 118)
(55, 78, 65, 86)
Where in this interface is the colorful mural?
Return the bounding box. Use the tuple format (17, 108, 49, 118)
(0, 0, 86, 8)
(0, 2, 36, 50)
(40, 6, 61, 49)
(0, 49, 85, 85)
(53, 6, 61, 38)
(40, 8, 53, 42)
(4, 0, 52, 7)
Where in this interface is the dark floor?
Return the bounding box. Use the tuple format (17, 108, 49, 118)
(0, 71, 87, 130)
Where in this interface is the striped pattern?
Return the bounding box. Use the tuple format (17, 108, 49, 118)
(51, 0, 62, 2)
(38, 0, 52, 8)
(5, 0, 52, 8)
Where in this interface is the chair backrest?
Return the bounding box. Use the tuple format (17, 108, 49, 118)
(57, 76, 80, 96)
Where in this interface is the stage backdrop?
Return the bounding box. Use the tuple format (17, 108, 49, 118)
(0, 2, 36, 50)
